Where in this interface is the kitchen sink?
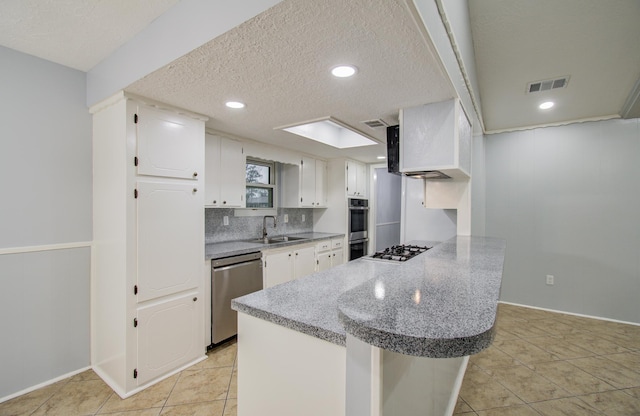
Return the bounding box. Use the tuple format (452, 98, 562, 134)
(249, 236, 308, 244)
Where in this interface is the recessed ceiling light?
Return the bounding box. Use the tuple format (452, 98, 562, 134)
(377, 156, 386, 160)
(225, 101, 245, 109)
(539, 101, 554, 110)
(331, 65, 357, 78)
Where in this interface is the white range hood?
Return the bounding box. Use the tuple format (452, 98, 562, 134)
(399, 98, 471, 179)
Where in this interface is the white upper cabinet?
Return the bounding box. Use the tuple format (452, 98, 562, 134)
(400, 98, 471, 178)
(282, 157, 327, 208)
(136, 105, 202, 180)
(346, 160, 367, 198)
(205, 134, 245, 208)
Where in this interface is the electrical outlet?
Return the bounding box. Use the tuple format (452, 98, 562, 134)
(546, 275, 554, 285)
(223, 216, 229, 226)
(302, 214, 305, 223)
(284, 214, 289, 223)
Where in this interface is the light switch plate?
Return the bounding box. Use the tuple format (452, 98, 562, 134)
(284, 214, 289, 223)
(302, 214, 305, 223)
(223, 216, 229, 226)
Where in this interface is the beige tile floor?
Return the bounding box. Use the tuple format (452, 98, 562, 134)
(1, 304, 639, 415)
(456, 303, 640, 415)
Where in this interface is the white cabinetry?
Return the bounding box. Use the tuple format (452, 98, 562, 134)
(316, 238, 345, 272)
(400, 98, 471, 179)
(346, 160, 367, 197)
(91, 93, 206, 398)
(205, 134, 245, 207)
(282, 157, 327, 207)
(263, 244, 316, 288)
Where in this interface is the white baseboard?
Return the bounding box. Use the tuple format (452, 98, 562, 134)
(0, 365, 92, 404)
(498, 301, 640, 327)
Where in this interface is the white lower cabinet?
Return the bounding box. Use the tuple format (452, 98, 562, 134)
(263, 244, 316, 288)
(136, 291, 202, 385)
(317, 238, 345, 272)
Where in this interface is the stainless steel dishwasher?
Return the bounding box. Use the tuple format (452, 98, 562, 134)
(211, 252, 263, 345)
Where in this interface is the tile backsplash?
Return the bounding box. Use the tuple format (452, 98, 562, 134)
(205, 208, 314, 243)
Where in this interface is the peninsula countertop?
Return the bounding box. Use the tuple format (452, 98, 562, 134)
(205, 232, 344, 260)
(231, 235, 506, 358)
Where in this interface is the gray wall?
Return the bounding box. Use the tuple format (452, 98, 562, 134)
(485, 119, 640, 323)
(0, 46, 92, 399)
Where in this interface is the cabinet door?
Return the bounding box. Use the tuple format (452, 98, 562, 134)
(315, 159, 327, 207)
(204, 135, 222, 206)
(331, 249, 344, 267)
(346, 161, 358, 196)
(219, 138, 245, 207)
(264, 250, 293, 288)
(300, 157, 316, 207)
(137, 181, 202, 302)
(293, 246, 316, 279)
(317, 251, 332, 272)
(356, 163, 367, 197)
(136, 105, 202, 180)
(137, 291, 201, 385)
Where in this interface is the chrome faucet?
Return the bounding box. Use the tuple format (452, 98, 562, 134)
(262, 215, 277, 239)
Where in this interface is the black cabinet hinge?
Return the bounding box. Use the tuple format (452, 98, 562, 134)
(133, 369, 138, 379)
(134, 114, 138, 124)
(134, 156, 138, 166)
(134, 189, 138, 199)
(134, 285, 138, 295)
(133, 318, 138, 328)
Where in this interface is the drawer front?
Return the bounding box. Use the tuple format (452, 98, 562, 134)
(316, 241, 331, 252)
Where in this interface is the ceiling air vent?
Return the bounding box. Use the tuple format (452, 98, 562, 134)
(362, 119, 389, 129)
(526, 76, 570, 94)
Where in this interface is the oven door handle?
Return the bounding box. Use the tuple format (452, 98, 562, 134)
(349, 206, 369, 211)
(349, 238, 369, 245)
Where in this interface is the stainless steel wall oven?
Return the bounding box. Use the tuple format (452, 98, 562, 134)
(348, 198, 369, 260)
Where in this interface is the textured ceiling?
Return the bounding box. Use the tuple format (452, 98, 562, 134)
(468, 0, 640, 133)
(126, 0, 454, 163)
(0, 0, 180, 71)
(3, 0, 636, 158)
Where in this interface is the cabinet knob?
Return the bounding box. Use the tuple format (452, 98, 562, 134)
(193, 297, 198, 302)
(295, 252, 299, 256)
(193, 188, 198, 193)
(193, 172, 198, 177)
(223, 201, 227, 204)
(213, 200, 217, 204)
(288, 253, 292, 257)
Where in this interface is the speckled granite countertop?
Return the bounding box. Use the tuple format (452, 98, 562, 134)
(205, 232, 344, 260)
(232, 236, 506, 358)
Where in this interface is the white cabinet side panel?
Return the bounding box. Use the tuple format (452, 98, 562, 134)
(237, 313, 345, 416)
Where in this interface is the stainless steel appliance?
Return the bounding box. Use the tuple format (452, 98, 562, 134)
(348, 198, 369, 260)
(365, 244, 432, 263)
(211, 252, 263, 345)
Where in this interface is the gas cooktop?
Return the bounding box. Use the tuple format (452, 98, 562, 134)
(366, 244, 432, 263)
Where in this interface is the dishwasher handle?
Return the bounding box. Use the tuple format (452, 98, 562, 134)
(212, 252, 262, 268)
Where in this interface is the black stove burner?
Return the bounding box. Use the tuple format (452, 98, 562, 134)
(370, 244, 431, 262)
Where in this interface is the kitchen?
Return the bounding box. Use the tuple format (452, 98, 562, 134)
(1, 0, 640, 415)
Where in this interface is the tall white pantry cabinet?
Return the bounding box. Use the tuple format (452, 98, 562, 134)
(91, 92, 207, 398)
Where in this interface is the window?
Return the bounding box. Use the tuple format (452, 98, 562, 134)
(246, 159, 275, 208)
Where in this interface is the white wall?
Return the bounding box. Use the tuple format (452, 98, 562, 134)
(0, 46, 92, 400)
(485, 119, 640, 323)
